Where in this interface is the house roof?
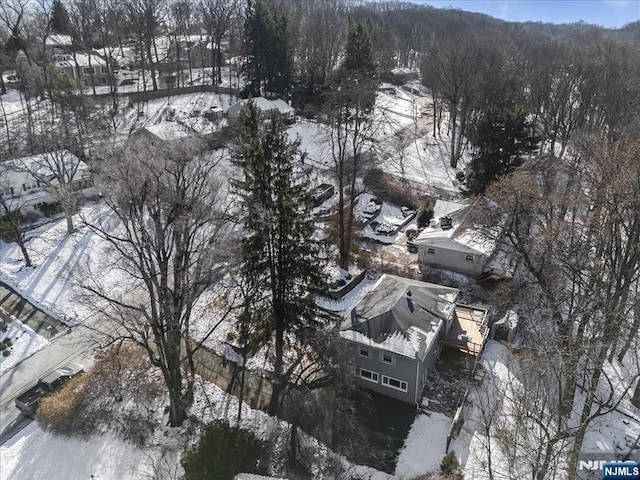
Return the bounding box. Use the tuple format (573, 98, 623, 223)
(139, 122, 194, 142)
(45, 34, 73, 47)
(229, 97, 294, 116)
(340, 274, 459, 361)
(1, 150, 88, 180)
(413, 199, 496, 256)
(55, 53, 107, 69)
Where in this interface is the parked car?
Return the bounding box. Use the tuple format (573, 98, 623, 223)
(15, 362, 84, 417)
(363, 200, 382, 216)
(375, 222, 395, 235)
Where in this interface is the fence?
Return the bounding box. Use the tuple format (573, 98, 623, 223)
(125, 84, 239, 104)
(188, 341, 272, 411)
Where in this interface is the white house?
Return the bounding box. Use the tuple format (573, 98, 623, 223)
(0, 151, 93, 210)
(413, 199, 496, 277)
(54, 53, 112, 88)
(227, 97, 295, 123)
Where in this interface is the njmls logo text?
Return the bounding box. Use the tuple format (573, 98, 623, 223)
(592, 461, 640, 480)
(579, 460, 639, 471)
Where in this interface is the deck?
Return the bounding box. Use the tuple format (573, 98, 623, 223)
(442, 304, 490, 356)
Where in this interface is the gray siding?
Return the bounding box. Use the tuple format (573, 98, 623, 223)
(348, 342, 418, 404)
(418, 244, 487, 276)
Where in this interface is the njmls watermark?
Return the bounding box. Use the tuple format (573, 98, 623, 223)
(578, 460, 640, 480)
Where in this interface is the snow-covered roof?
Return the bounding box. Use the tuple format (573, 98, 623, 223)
(45, 34, 72, 47)
(413, 199, 496, 256)
(55, 53, 107, 69)
(138, 122, 194, 142)
(340, 274, 459, 361)
(228, 97, 294, 117)
(270, 99, 295, 114)
(1, 151, 88, 180)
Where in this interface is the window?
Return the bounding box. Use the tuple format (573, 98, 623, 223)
(101, 66, 109, 74)
(465, 254, 474, 262)
(380, 351, 394, 365)
(356, 367, 379, 384)
(359, 347, 370, 358)
(83, 67, 95, 75)
(100, 77, 107, 84)
(427, 247, 436, 255)
(382, 375, 408, 392)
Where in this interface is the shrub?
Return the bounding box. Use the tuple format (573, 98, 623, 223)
(37, 202, 62, 217)
(417, 198, 434, 229)
(363, 169, 417, 209)
(38, 343, 163, 441)
(440, 451, 460, 475)
(182, 421, 266, 480)
(2, 349, 10, 357)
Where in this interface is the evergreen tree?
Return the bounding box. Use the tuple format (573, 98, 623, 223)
(345, 21, 377, 77)
(232, 100, 326, 415)
(51, 0, 72, 35)
(468, 107, 539, 194)
(244, 0, 291, 98)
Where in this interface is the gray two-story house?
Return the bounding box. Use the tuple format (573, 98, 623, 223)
(340, 274, 462, 404)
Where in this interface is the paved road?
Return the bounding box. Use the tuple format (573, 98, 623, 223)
(0, 313, 116, 444)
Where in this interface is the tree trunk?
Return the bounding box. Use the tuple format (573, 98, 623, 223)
(269, 324, 285, 415)
(65, 208, 74, 233)
(0, 69, 6, 96)
(18, 240, 32, 267)
(147, 39, 158, 91)
(617, 292, 640, 363)
(449, 100, 458, 169)
(216, 40, 223, 84)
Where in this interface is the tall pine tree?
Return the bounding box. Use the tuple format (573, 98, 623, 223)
(468, 107, 539, 194)
(244, 0, 291, 98)
(232, 100, 326, 415)
(51, 0, 72, 35)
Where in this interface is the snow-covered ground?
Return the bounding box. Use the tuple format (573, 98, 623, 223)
(0, 319, 48, 375)
(453, 341, 640, 480)
(0, 374, 394, 480)
(0, 422, 162, 480)
(395, 411, 452, 478)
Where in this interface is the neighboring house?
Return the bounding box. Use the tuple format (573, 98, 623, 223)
(340, 274, 489, 405)
(413, 199, 496, 277)
(54, 53, 112, 88)
(227, 97, 295, 123)
(0, 151, 93, 210)
(134, 122, 195, 145)
(45, 34, 73, 56)
(152, 36, 213, 71)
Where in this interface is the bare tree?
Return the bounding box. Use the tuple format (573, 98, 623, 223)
(199, 0, 238, 87)
(421, 35, 477, 169)
(124, 0, 165, 92)
(83, 138, 233, 427)
(0, 197, 46, 267)
(484, 135, 640, 479)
